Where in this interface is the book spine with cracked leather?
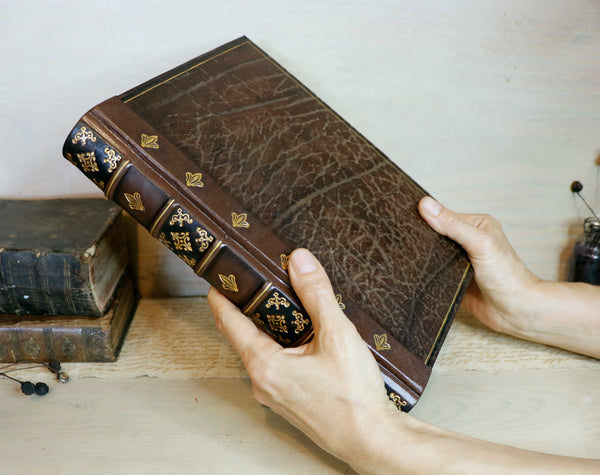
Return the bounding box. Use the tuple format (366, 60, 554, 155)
(62, 36, 472, 411)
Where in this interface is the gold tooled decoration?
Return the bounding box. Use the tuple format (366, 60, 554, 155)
(77, 151, 99, 172)
(61, 336, 77, 359)
(231, 212, 250, 228)
(185, 172, 204, 188)
(170, 208, 193, 227)
(336, 293, 346, 310)
(170, 232, 192, 252)
(266, 292, 290, 310)
(195, 228, 214, 252)
(374, 333, 391, 351)
(103, 147, 122, 172)
(280, 254, 290, 270)
(140, 133, 160, 149)
(92, 179, 105, 190)
(24, 337, 41, 358)
(251, 312, 263, 326)
(179, 255, 197, 267)
(124, 192, 145, 211)
(219, 274, 239, 293)
(291, 310, 309, 334)
(267, 314, 288, 333)
(72, 126, 97, 145)
(389, 392, 407, 411)
(158, 232, 173, 250)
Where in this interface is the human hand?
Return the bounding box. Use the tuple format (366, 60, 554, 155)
(418, 197, 541, 337)
(208, 248, 399, 471)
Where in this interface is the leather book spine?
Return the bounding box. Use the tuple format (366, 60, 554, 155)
(0, 200, 128, 317)
(0, 275, 138, 362)
(63, 102, 314, 347)
(62, 98, 429, 410)
(0, 249, 96, 316)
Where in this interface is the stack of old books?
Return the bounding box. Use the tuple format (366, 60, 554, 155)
(0, 199, 138, 362)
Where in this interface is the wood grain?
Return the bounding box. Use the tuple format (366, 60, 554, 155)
(0, 298, 598, 473)
(55, 299, 600, 380)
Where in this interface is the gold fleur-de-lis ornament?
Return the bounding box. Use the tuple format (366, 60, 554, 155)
(185, 172, 204, 188)
(124, 192, 145, 212)
(231, 212, 250, 228)
(219, 274, 239, 293)
(140, 133, 160, 149)
(374, 333, 391, 351)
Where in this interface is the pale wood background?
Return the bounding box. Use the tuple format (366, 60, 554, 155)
(0, 299, 597, 474)
(2, 1, 600, 297)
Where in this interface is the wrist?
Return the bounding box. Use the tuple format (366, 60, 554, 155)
(329, 401, 402, 474)
(500, 274, 547, 338)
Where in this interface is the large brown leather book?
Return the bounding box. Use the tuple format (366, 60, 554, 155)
(0, 275, 138, 362)
(0, 199, 129, 317)
(62, 36, 472, 411)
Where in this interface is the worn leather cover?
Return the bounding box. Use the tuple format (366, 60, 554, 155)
(0, 199, 128, 317)
(0, 275, 138, 362)
(62, 37, 472, 410)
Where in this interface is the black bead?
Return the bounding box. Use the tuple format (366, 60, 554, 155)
(47, 361, 61, 373)
(34, 382, 49, 396)
(571, 181, 584, 193)
(20, 381, 35, 395)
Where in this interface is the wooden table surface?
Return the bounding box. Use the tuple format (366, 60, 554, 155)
(0, 298, 598, 474)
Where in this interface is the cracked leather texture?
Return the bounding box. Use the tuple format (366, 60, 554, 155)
(123, 37, 471, 365)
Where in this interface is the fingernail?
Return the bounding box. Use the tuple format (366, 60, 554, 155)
(291, 249, 318, 274)
(421, 197, 442, 217)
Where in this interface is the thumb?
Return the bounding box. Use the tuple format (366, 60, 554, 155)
(418, 196, 491, 257)
(287, 248, 351, 337)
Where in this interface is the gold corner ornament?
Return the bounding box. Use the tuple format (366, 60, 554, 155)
(219, 274, 239, 293)
(374, 333, 391, 351)
(280, 254, 290, 270)
(231, 212, 250, 228)
(185, 172, 204, 188)
(140, 133, 160, 149)
(124, 192, 145, 212)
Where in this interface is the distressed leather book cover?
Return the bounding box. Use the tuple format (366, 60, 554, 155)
(0, 199, 129, 317)
(63, 37, 472, 410)
(0, 275, 138, 362)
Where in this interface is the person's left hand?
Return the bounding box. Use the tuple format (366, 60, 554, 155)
(208, 248, 399, 470)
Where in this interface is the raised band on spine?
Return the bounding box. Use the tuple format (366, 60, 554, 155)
(242, 282, 274, 316)
(194, 240, 224, 276)
(149, 199, 175, 236)
(104, 160, 131, 199)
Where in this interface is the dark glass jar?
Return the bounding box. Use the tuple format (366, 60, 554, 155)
(567, 217, 600, 285)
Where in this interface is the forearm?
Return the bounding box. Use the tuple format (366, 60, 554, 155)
(349, 413, 600, 475)
(506, 280, 600, 358)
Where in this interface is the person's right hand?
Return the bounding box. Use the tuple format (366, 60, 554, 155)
(418, 196, 541, 337)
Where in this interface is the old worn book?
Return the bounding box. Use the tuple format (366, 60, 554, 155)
(0, 199, 129, 317)
(0, 275, 138, 362)
(62, 37, 472, 411)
